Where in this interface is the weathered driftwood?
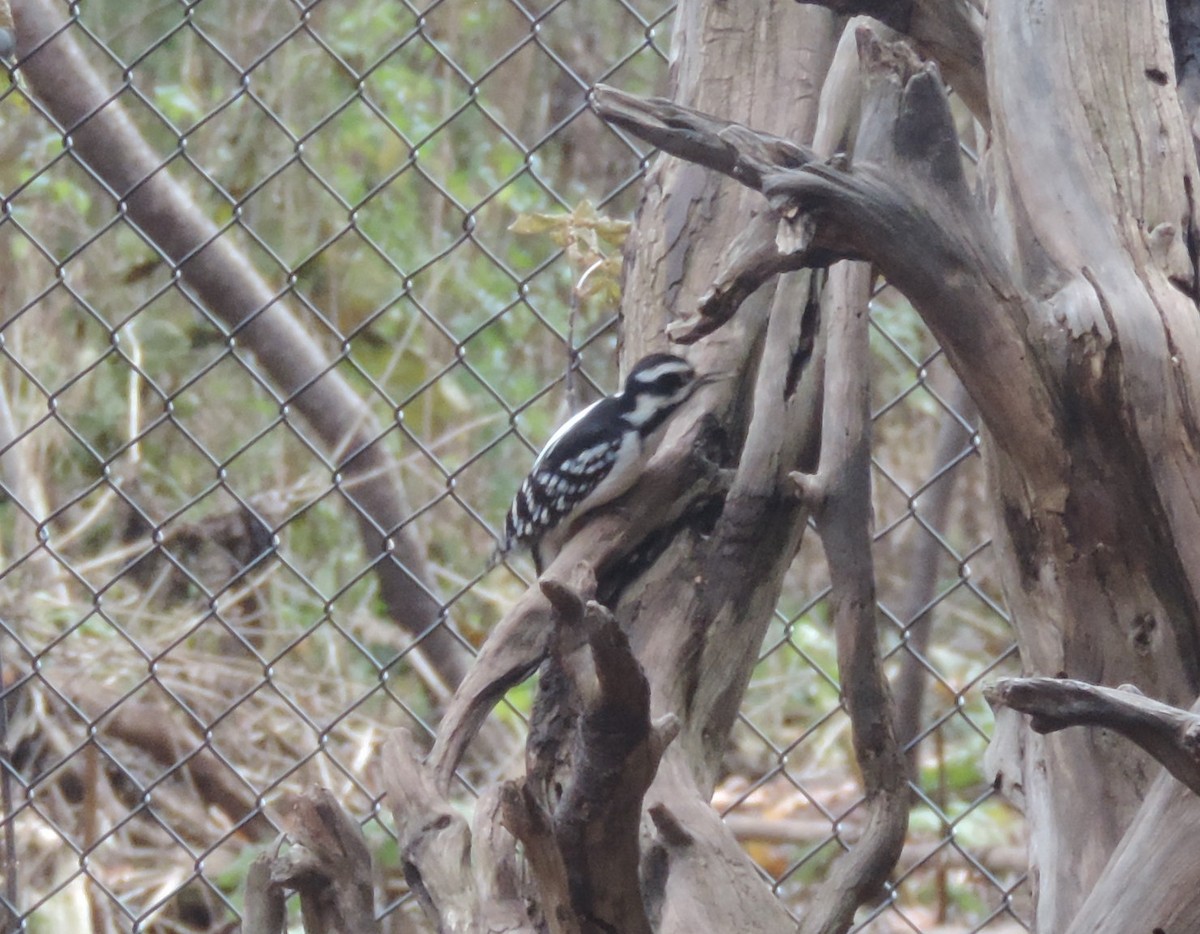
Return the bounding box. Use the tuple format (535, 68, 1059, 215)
(987, 677, 1200, 933)
(242, 787, 379, 934)
(986, 677, 1200, 797)
(594, 0, 1200, 927)
(793, 0, 987, 125)
(792, 261, 909, 934)
(412, 4, 850, 933)
(386, 584, 678, 934)
(593, 35, 1060, 487)
(427, 451, 727, 795)
(413, 14, 945, 934)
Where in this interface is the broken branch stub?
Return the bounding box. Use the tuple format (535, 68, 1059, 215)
(985, 677, 1200, 798)
(518, 594, 675, 934)
(591, 85, 816, 189)
(268, 787, 381, 934)
(382, 730, 476, 933)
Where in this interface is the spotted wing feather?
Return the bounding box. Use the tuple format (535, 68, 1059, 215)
(504, 396, 624, 550)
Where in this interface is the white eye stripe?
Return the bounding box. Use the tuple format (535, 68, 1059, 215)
(630, 360, 693, 385)
(624, 391, 671, 428)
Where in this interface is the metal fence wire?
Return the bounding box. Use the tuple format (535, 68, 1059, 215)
(0, 2, 1030, 931)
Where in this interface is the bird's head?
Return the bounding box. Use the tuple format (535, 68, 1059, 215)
(621, 353, 720, 428)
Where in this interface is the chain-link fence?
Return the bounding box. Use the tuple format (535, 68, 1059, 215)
(0, 2, 1028, 931)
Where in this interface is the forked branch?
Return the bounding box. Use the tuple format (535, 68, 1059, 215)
(508, 593, 678, 934)
(389, 581, 676, 933)
(594, 26, 1061, 488)
(244, 787, 380, 934)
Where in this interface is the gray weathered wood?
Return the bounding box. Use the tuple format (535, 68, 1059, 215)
(793, 262, 909, 934)
(270, 787, 380, 934)
(593, 4, 1200, 930)
(986, 677, 1200, 797)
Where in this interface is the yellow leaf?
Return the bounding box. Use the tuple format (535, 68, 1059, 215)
(594, 218, 631, 247)
(509, 212, 565, 235)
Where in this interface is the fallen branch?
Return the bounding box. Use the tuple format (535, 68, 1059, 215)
(78, 684, 276, 842)
(11, 0, 467, 693)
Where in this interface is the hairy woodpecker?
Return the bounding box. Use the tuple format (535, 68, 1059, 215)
(504, 353, 709, 571)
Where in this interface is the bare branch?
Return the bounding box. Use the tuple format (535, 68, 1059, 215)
(243, 852, 287, 934)
(905, 1, 987, 124)
(385, 730, 538, 932)
(500, 781, 578, 934)
(595, 29, 1061, 491)
(382, 729, 479, 933)
(591, 85, 816, 190)
(793, 263, 908, 934)
(470, 787, 538, 932)
(469, 586, 677, 934)
(672, 212, 829, 345)
(893, 380, 976, 753)
(78, 685, 277, 842)
(550, 601, 673, 934)
(985, 677, 1200, 797)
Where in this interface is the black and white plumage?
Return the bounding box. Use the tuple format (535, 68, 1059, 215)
(504, 353, 707, 571)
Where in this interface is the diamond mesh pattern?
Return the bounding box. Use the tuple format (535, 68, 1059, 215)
(0, 2, 1027, 931)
